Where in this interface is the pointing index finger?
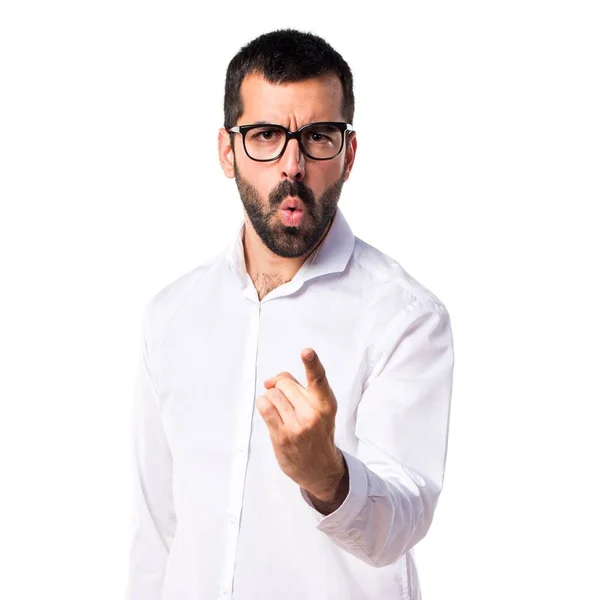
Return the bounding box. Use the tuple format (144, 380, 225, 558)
(301, 348, 328, 390)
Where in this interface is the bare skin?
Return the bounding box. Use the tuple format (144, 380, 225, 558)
(253, 272, 290, 301)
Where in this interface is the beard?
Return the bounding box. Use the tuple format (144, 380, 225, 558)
(233, 159, 347, 259)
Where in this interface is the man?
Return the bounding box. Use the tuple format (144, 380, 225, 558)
(126, 28, 454, 600)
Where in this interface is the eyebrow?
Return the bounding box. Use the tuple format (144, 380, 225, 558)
(248, 120, 327, 127)
(246, 120, 280, 126)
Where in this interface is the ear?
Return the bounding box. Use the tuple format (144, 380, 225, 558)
(218, 127, 235, 179)
(342, 131, 357, 181)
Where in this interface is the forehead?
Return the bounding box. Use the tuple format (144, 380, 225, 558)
(238, 71, 344, 125)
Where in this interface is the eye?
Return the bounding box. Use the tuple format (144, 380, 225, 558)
(250, 128, 283, 142)
(303, 126, 337, 144)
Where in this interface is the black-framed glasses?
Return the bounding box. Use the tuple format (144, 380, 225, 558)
(228, 121, 353, 162)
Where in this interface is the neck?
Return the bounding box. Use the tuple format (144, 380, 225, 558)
(243, 217, 332, 296)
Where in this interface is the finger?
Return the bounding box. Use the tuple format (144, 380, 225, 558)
(270, 377, 310, 414)
(301, 348, 330, 395)
(264, 371, 299, 389)
(265, 387, 298, 425)
(256, 394, 283, 429)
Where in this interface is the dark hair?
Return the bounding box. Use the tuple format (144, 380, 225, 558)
(223, 29, 354, 131)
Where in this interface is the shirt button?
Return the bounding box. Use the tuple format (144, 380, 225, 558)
(228, 515, 235, 524)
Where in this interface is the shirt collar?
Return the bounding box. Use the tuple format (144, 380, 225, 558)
(224, 206, 356, 290)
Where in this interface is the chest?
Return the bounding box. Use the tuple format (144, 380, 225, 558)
(151, 294, 371, 475)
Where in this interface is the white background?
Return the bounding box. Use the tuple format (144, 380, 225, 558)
(1, 1, 599, 598)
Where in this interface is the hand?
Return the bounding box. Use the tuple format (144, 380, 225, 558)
(256, 348, 346, 499)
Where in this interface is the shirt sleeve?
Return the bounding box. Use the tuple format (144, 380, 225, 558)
(126, 306, 177, 599)
(300, 300, 454, 568)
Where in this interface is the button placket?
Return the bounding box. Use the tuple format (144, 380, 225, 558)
(219, 303, 261, 598)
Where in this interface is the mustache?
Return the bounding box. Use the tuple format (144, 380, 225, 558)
(269, 179, 315, 209)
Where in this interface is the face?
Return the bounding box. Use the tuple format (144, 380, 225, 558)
(219, 72, 357, 259)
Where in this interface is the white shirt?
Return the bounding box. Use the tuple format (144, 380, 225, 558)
(126, 206, 455, 600)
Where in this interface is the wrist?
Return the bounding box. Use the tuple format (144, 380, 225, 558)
(304, 449, 349, 513)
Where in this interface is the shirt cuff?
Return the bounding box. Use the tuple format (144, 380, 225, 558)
(299, 448, 369, 532)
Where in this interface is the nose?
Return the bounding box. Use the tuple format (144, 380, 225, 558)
(279, 137, 305, 181)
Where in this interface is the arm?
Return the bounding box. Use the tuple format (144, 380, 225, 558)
(126, 306, 177, 599)
(300, 300, 454, 567)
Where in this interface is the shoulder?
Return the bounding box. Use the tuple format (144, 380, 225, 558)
(350, 236, 447, 314)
